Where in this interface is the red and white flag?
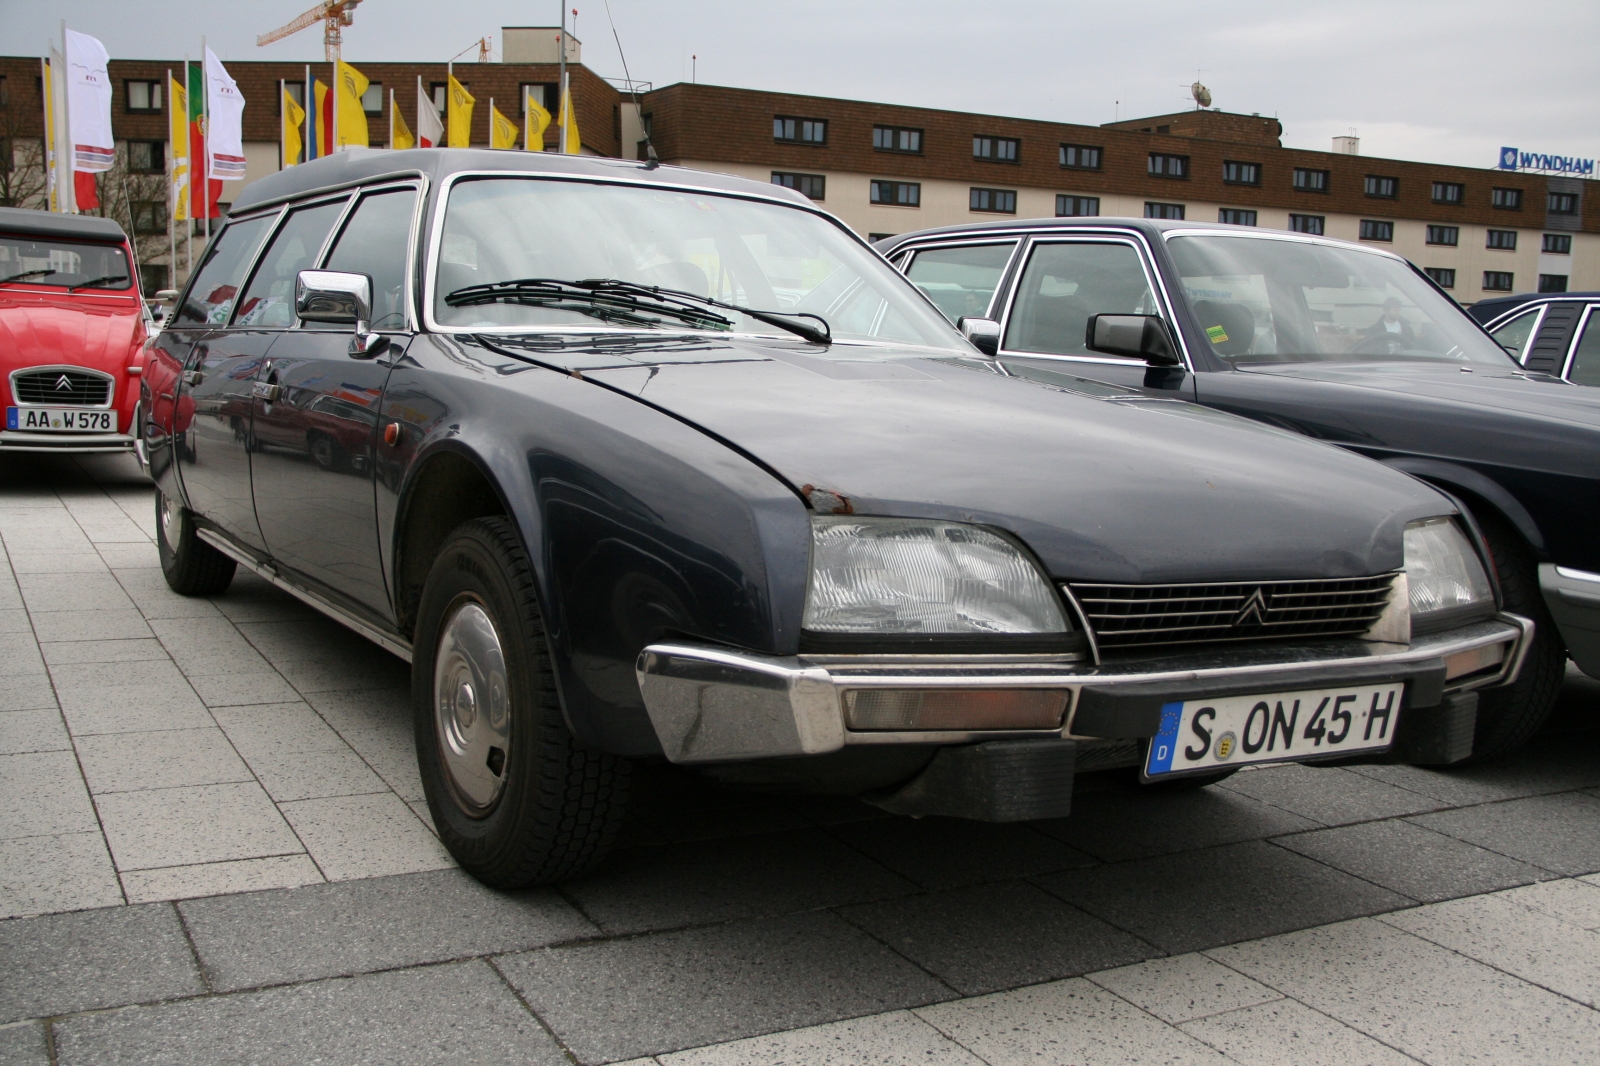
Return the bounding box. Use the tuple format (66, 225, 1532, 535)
(65, 30, 114, 170)
(417, 80, 444, 148)
(205, 47, 247, 180)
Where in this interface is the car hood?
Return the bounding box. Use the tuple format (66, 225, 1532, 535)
(0, 293, 142, 379)
(484, 333, 1452, 584)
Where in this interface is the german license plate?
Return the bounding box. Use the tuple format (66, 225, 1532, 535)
(1144, 683, 1402, 778)
(6, 407, 116, 432)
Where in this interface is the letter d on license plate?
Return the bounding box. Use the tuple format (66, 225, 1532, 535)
(1144, 683, 1402, 779)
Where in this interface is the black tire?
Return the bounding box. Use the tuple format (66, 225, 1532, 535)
(1461, 512, 1566, 763)
(1140, 767, 1239, 791)
(413, 516, 630, 887)
(155, 488, 236, 596)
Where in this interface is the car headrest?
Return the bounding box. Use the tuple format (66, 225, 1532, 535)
(1193, 299, 1256, 356)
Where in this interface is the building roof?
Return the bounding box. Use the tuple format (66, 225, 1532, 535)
(0, 206, 128, 243)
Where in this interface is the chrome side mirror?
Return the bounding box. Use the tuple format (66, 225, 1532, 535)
(153, 288, 180, 305)
(958, 316, 1001, 356)
(296, 269, 384, 357)
(1085, 314, 1181, 367)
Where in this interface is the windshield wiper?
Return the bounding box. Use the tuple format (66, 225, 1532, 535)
(574, 278, 831, 346)
(445, 278, 734, 333)
(65, 274, 128, 293)
(0, 269, 57, 285)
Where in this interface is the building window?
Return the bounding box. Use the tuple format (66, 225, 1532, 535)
(129, 200, 166, 235)
(1289, 214, 1325, 235)
(520, 83, 558, 116)
(1144, 201, 1185, 220)
(1543, 233, 1572, 254)
(1359, 219, 1394, 242)
(872, 126, 922, 154)
(1538, 274, 1569, 293)
(1424, 267, 1456, 289)
(127, 140, 165, 174)
(1425, 225, 1458, 246)
(1148, 153, 1188, 178)
(1486, 229, 1517, 250)
(1492, 187, 1522, 209)
(1364, 175, 1398, 198)
(1059, 144, 1101, 170)
(1293, 168, 1329, 192)
(870, 180, 920, 207)
(774, 116, 827, 144)
(1218, 208, 1257, 226)
(1432, 181, 1464, 204)
(1222, 161, 1260, 185)
(1483, 271, 1514, 292)
(969, 188, 1017, 213)
(1056, 195, 1100, 217)
(282, 81, 306, 113)
(771, 171, 825, 201)
(125, 79, 162, 113)
(1548, 192, 1579, 215)
(430, 83, 460, 116)
(973, 136, 1019, 162)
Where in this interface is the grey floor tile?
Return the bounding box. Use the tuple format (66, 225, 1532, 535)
(210, 702, 349, 759)
(0, 1021, 49, 1066)
(657, 1010, 985, 1066)
(51, 660, 211, 736)
(1408, 792, 1600, 875)
(75, 728, 253, 795)
(841, 880, 1152, 995)
(29, 609, 152, 643)
(0, 750, 101, 841)
(1037, 840, 1412, 954)
(563, 829, 917, 935)
(830, 816, 1096, 890)
(0, 832, 122, 919)
(1492, 878, 1600, 930)
(1032, 783, 1319, 862)
(1348, 732, 1600, 805)
(914, 977, 1226, 1066)
(1085, 953, 1282, 1025)
(7, 556, 104, 576)
(1219, 763, 1442, 826)
(121, 854, 324, 904)
(0, 903, 204, 1024)
(1179, 998, 1419, 1066)
(0, 678, 58, 712)
(1209, 917, 1600, 1065)
(1273, 818, 1550, 901)
(114, 572, 223, 621)
(96, 544, 160, 569)
(186, 671, 303, 708)
(39, 638, 169, 666)
(278, 792, 453, 881)
(17, 573, 135, 613)
(498, 911, 953, 1064)
(245, 747, 390, 802)
(96, 781, 303, 872)
(235, 618, 381, 664)
(53, 959, 565, 1066)
(270, 656, 408, 694)
(181, 867, 596, 991)
(0, 709, 70, 754)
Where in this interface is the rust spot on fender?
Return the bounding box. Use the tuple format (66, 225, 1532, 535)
(800, 484, 854, 515)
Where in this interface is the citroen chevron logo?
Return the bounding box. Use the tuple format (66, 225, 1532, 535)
(1234, 587, 1268, 628)
(54, 375, 73, 391)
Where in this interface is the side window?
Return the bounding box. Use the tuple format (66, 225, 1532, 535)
(233, 199, 348, 328)
(905, 242, 1016, 323)
(173, 214, 274, 326)
(1568, 310, 1600, 386)
(323, 187, 421, 329)
(1002, 242, 1159, 357)
(1488, 309, 1541, 363)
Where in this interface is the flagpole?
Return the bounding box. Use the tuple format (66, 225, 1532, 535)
(167, 67, 176, 287)
(523, 86, 529, 152)
(60, 20, 75, 213)
(183, 53, 191, 277)
(304, 65, 312, 160)
(330, 61, 338, 152)
(416, 74, 423, 147)
(488, 97, 493, 148)
(557, 4, 566, 151)
(388, 87, 394, 149)
(279, 78, 285, 168)
(200, 37, 209, 242)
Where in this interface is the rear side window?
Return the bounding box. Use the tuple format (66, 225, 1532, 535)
(1569, 312, 1600, 386)
(1003, 242, 1159, 357)
(174, 215, 274, 325)
(905, 243, 1016, 323)
(1488, 309, 1541, 362)
(323, 187, 420, 329)
(233, 199, 348, 327)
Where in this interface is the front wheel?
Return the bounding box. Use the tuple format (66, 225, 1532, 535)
(413, 516, 630, 887)
(155, 488, 236, 595)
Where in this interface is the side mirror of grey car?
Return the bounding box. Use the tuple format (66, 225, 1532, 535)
(296, 269, 385, 357)
(958, 316, 1001, 356)
(1085, 314, 1181, 367)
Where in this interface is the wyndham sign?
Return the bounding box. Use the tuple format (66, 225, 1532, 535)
(1499, 147, 1594, 176)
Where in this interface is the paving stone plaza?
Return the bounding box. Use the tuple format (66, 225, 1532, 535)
(2, 453, 1599, 1065)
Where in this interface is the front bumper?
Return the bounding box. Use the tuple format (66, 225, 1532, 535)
(635, 614, 1531, 765)
(1540, 564, 1600, 679)
(0, 430, 136, 454)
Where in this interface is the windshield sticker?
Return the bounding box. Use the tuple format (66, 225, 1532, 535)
(1206, 324, 1230, 344)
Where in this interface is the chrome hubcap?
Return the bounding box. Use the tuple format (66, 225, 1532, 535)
(159, 493, 176, 540)
(434, 600, 511, 813)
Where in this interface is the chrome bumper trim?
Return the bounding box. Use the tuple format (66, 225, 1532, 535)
(0, 430, 136, 454)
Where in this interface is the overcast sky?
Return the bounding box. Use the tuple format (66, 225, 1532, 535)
(4, 0, 1595, 169)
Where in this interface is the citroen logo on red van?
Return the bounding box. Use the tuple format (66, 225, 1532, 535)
(54, 375, 73, 391)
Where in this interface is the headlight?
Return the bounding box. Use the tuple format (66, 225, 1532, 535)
(1404, 517, 1494, 623)
(803, 517, 1070, 635)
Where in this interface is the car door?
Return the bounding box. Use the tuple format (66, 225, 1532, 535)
(250, 184, 420, 623)
(1563, 304, 1600, 386)
(901, 240, 1019, 324)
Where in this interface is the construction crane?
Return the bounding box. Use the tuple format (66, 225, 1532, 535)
(257, 1, 366, 62)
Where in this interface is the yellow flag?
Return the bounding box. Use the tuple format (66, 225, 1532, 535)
(169, 74, 189, 220)
(334, 60, 370, 149)
(558, 83, 580, 154)
(282, 87, 305, 167)
(392, 103, 415, 151)
(525, 90, 551, 151)
(490, 103, 518, 150)
(446, 75, 474, 148)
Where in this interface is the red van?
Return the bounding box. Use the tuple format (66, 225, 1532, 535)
(0, 206, 147, 455)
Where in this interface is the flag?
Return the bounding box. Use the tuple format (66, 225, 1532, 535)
(204, 47, 246, 181)
(490, 102, 518, 150)
(525, 89, 551, 151)
(391, 95, 414, 150)
(41, 58, 58, 211)
(446, 75, 473, 148)
(313, 80, 333, 157)
(282, 86, 305, 166)
(65, 29, 113, 209)
(169, 73, 189, 220)
(334, 60, 369, 150)
(558, 79, 580, 154)
(416, 80, 443, 148)
(186, 63, 222, 219)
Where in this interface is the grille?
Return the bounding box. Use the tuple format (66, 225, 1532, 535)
(12, 369, 113, 407)
(1068, 574, 1396, 651)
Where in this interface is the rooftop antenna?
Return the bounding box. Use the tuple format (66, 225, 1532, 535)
(1190, 81, 1211, 110)
(603, 0, 658, 168)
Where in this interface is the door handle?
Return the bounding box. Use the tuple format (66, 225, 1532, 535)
(252, 381, 282, 403)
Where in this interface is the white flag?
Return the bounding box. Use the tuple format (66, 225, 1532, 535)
(65, 29, 113, 173)
(205, 47, 247, 180)
(417, 81, 444, 148)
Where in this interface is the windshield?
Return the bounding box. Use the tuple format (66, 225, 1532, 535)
(432, 177, 964, 351)
(0, 235, 131, 291)
(1167, 235, 1514, 367)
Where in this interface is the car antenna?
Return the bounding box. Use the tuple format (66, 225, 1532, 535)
(603, 0, 658, 169)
